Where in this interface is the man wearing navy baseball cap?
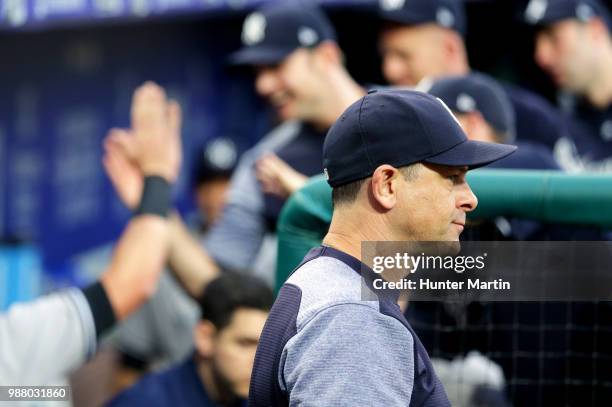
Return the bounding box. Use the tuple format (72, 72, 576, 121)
(378, 0, 467, 86)
(525, 0, 612, 170)
(229, 4, 363, 125)
(197, 3, 364, 284)
(428, 73, 517, 145)
(249, 89, 515, 406)
(376, 0, 571, 152)
(229, 4, 336, 67)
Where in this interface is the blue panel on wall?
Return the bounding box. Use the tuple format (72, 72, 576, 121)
(0, 17, 270, 273)
(0, 246, 42, 310)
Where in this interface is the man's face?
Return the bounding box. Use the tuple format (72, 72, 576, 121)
(454, 112, 497, 143)
(379, 24, 449, 87)
(534, 20, 597, 92)
(393, 163, 477, 241)
(255, 48, 326, 121)
(210, 308, 268, 398)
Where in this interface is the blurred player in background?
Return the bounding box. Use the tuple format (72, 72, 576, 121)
(108, 273, 273, 407)
(427, 73, 561, 171)
(525, 0, 612, 170)
(376, 0, 570, 153)
(111, 140, 239, 390)
(104, 3, 365, 293)
(190, 138, 238, 234)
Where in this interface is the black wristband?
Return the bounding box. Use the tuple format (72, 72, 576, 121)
(135, 175, 171, 218)
(82, 281, 117, 339)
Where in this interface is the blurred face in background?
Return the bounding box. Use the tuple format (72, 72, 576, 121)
(379, 24, 456, 87)
(210, 308, 267, 398)
(453, 111, 499, 143)
(195, 178, 231, 227)
(535, 20, 601, 93)
(194, 308, 268, 399)
(254, 45, 335, 123)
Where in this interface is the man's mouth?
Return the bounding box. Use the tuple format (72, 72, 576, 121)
(269, 92, 292, 109)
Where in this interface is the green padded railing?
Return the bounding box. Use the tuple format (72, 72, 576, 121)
(275, 169, 612, 292)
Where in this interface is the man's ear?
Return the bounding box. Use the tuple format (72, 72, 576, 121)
(314, 41, 343, 65)
(587, 17, 609, 43)
(193, 320, 216, 359)
(441, 30, 464, 63)
(371, 165, 401, 210)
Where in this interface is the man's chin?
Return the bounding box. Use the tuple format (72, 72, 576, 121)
(444, 232, 461, 244)
(235, 384, 250, 399)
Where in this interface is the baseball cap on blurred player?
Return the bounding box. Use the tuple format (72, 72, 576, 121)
(426, 73, 517, 143)
(524, 0, 612, 30)
(322, 89, 517, 187)
(378, 0, 466, 35)
(229, 4, 336, 66)
(192, 138, 238, 185)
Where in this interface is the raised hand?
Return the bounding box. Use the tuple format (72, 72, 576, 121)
(130, 82, 182, 182)
(103, 82, 182, 209)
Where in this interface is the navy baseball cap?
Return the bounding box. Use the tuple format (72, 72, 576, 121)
(524, 0, 612, 30)
(378, 0, 466, 35)
(229, 4, 336, 66)
(427, 73, 516, 143)
(322, 89, 517, 188)
(193, 138, 238, 185)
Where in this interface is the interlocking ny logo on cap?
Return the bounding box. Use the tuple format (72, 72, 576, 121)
(601, 120, 612, 142)
(525, 0, 548, 23)
(380, 0, 405, 11)
(298, 27, 319, 46)
(457, 93, 476, 112)
(436, 7, 455, 28)
(576, 3, 595, 21)
(205, 138, 237, 170)
(242, 12, 266, 46)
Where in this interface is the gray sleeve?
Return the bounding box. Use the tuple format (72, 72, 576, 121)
(204, 148, 266, 270)
(280, 303, 415, 406)
(115, 271, 199, 365)
(205, 122, 300, 271)
(0, 288, 96, 385)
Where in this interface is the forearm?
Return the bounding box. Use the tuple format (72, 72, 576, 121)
(100, 215, 169, 321)
(167, 212, 220, 299)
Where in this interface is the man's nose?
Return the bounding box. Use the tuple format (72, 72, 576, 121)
(255, 68, 280, 97)
(457, 180, 478, 213)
